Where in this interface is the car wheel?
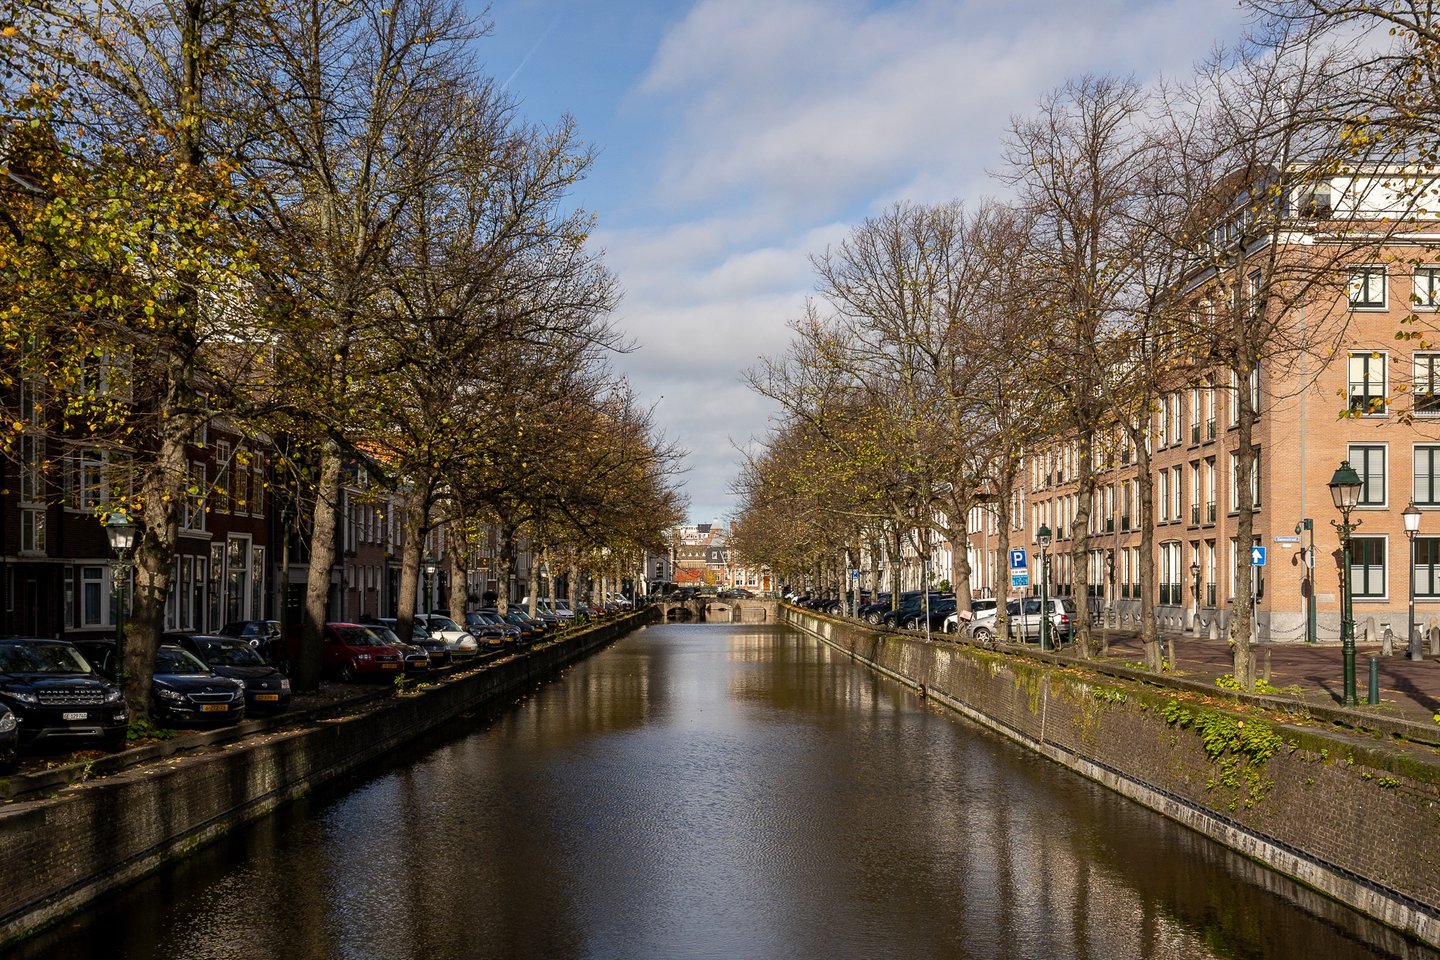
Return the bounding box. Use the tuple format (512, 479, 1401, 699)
(338, 661, 357, 683)
(943, 621, 956, 634)
(974, 626, 994, 644)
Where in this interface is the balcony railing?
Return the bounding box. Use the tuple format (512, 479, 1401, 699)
(1121, 515, 1131, 531)
(1206, 583, 1217, 606)
(1106, 518, 1114, 533)
(1206, 502, 1216, 523)
(1190, 504, 1199, 524)
(1191, 423, 1200, 444)
(1206, 419, 1216, 439)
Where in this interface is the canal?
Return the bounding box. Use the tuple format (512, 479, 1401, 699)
(8, 622, 1435, 960)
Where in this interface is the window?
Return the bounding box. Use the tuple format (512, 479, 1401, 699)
(1416, 538, 1440, 599)
(1348, 352, 1387, 415)
(1417, 446, 1440, 506)
(1349, 444, 1387, 507)
(215, 441, 231, 512)
(1205, 541, 1216, 606)
(1190, 462, 1201, 524)
(1170, 393, 1181, 445)
(183, 462, 206, 531)
(21, 508, 45, 554)
(1172, 466, 1183, 521)
(1415, 266, 1440, 310)
(1415, 353, 1440, 416)
(80, 566, 113, 628)
(1160, 541, 1181, 605)
(1349, 536, 1387, 598)
(250, 452, 265, 517)
(1349, 266, 1387, 309)
(1205, 458, 1217, 523)
(1158, 471, 1169, 522)
(77, 449, 107, 510)
(1229, 451, 1261, 511)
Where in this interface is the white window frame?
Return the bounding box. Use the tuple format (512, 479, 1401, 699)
(1349, 534, 1388, 600)
(1415, 352, 1440, 417)
(1348, 351, 1388, 416)
(1415, 265, 1440, 311)
(1349, 265, 1388, 310)
(1349, 443, 1388, 509)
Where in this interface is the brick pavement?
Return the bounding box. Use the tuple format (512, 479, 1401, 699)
(1078, 626, 1440, 725)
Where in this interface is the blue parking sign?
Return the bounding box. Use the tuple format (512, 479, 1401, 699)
(1010, 549, 1028, 570)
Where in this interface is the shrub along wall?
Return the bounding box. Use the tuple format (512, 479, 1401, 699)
(783, 606, 1440, 950)
(0, 610, 658, 948)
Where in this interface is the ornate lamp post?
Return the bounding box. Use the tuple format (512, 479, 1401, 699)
(422, 557, 438, 615)
(1037, 523, 1052, 650)
(1329, 461, 1364, 706)
(104, 510, 137, 677)
(1403, 501, 1423, 662)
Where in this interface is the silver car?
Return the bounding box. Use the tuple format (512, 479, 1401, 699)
(965, 597, 1072, 644)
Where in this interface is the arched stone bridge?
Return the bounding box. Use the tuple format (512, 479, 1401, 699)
(653, 598, 778, 624)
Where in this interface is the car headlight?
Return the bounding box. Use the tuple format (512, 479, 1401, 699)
(357, 653, 372, 661)
(0, 689, 38, 705)
(103, 687, 124, 703)
(232, 679, 247, 695)
(0, 712, 16, 733)
(279, 679, 291, 691)
(156, 686, 184, 701)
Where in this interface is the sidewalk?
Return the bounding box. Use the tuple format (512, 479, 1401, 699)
(1084, 626, 1440, 727)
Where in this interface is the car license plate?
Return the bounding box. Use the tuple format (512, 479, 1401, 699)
(201, 704, 228, 713)
(255, 693, 280, 702)
(414, 660, 429, 669)
(62, 711, 88, 721)
(382, 662, 399, 669)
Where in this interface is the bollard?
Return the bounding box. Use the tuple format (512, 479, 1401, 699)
(1263, 646, 1272, 683)
(1368, 656, 1380, 706)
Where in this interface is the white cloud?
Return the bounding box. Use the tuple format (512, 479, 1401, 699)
(601, 0, 1249, 521)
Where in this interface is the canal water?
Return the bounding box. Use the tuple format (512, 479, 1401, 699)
(9, 623, 1435, 960)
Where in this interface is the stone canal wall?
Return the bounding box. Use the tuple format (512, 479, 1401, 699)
(782, 606, 1440, 950)
(0, 610, 658, 948)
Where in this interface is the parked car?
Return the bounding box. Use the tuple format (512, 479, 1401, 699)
(0, 703, 17, 770)
(217, 620, 287, 670)
(411, 614, 480, 659)
(500, 609, 549, 642)
(78, 640, 247, 726)
(880, 593, 950, 629)
(162, 633, 291, 714)
(943, 598, 999, 633)
(369, 618, 453, 667)
(363, 625, 431, 673)
(966, 598, 1072, 645)
(905, 596, 957, 631)
(464, 610, 519, 648)
(287, 623, 405, 682)
(0, 638, 128, 751)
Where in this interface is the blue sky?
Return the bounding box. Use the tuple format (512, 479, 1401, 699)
(473, 0, 1250, 525)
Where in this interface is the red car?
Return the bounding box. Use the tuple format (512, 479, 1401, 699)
(288, 623, 405, 682)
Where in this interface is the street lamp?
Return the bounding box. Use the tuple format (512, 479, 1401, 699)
(104, 509, 137, 678)
(1037, 523, 1052, 650)
(1329, 460, 1364, 706)
(1189, 559, 1201, 659)
(1403, 501, 1423, 662)
(422, 557, 438, 615)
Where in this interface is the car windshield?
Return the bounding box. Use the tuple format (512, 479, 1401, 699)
(155, 647, 210, 674)
(0, 642, 92, 674)
(365, 626, 402, 645)
(426, 616, 461, 632)
(198, 640, 265, 667)
(333, 626, 383, 646)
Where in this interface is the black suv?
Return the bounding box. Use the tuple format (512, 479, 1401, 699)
(0, 638, 128, 750)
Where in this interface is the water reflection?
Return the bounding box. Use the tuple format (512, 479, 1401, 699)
(7, 623, 1435, 960)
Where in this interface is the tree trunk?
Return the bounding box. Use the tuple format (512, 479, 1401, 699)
(123, 420, 188, 719)
(993, 461, 1017, 642)
(1071, 437, 1097, 658)
(1232, 358, 1259, 688)
(1132, 423, 1161, 672)
(297, 440, 342, 692)
(396, 485, 426, 639)
(497, 524, 516, 615)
